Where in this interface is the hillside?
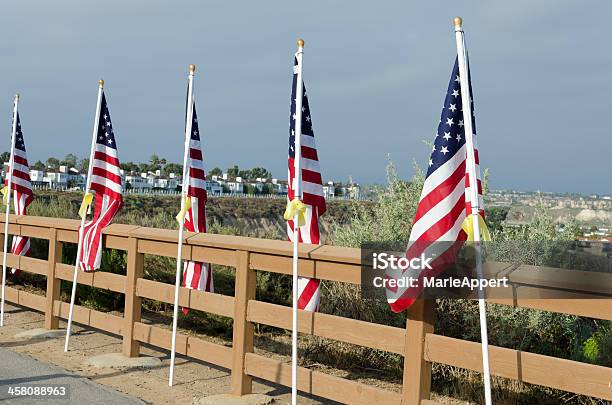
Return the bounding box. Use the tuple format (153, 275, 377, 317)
(30, 190, 368, 241)
(505, 205, 612, 228)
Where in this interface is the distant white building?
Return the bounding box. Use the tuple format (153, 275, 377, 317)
(336, 183, 360, 199)
(250, 182, 265, 193)
(17, 166, 85, 189)
(271, 179, 288, 195)
(153, 177, 179, 190)
(30, 169, 45, 185)
(125, 174, 152, 190)
(322, 181, 336, 199)
(226, 179, 244, 193)
(345, 184, 361, 199)
(204, 180, 223, 195)
(214, 175, 244, 194)
(322, 181, 360, 199)
(42, 172, 68, 188)
(67, 168, 86, 188)
(227, 182, 244, 194)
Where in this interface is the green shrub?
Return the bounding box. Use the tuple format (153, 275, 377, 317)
(10, 175, 608, 403)
(326, 159, 605, 403)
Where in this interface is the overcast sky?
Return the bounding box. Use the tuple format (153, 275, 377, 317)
(0, 1, 609, 194)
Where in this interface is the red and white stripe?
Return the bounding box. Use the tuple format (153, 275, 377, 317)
(4, 116, 33, 276)
(387, 148, 483, 312)
(181, 103, 213, 301)
(77, 94, 123, 272)
(287, 135, 326, 312)
(287, 178, 324, 311)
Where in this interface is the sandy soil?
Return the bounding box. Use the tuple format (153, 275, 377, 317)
(0, 303, 334, 405)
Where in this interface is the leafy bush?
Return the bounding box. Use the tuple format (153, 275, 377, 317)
(326, 159, 610, 402)
(329, 158, 423, 247)
(10, 174, 610, 403)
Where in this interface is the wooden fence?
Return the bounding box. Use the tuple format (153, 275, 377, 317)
(1, 214, 611, 404)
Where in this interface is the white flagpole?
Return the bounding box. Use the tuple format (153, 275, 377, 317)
(0, 94, 20, 327)
(64, 79, 105, 352)
(454, 17, 493, 405)
(291, 38, 305, 405)
(169, 63, 196, 387)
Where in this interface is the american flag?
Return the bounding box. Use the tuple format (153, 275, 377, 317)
(387, 57, 483, 312)
(287, 57, 326, 312)
(181, 102, 213, 298)
(77, 93, 123, 272)
(5, 114, 33, 276)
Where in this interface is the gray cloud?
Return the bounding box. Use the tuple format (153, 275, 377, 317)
(0, 0, 609, 194)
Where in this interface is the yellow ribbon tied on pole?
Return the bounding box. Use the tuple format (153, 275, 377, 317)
(0, 186, 8, 205)
(175, 196, 192, 224)
(461, 214, 492, 242)
(283, 198, 307, 227)
(78, 192, 94, 219)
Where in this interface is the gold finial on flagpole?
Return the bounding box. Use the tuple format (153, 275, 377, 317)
(454, 16, 463, 28)
(98, 79, 105, 88)
(297, 39, 304, 48)
(189, 64, 196, 73)
(15, 93, 20, 101)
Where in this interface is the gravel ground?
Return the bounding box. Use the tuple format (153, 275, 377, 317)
(0, 303, 334, 404)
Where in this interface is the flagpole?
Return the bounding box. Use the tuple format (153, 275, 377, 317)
(0, 94, 20, 327)
(291, 38, 305, 405)
(64, 79, 104, 352)
(169, 63, 196, 387)
(453, 17, 493, 405)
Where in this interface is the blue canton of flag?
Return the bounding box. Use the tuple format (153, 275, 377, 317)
(288, 60, 315, 159)
(97, 95, 118, 151)
(14, 117, 26, 152)
(428, 58, 476, 176)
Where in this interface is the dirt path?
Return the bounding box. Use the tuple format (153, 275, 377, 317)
(0, 303, 333, 404)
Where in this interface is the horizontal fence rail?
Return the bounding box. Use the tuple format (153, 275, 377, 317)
(0, 214, 611, 404)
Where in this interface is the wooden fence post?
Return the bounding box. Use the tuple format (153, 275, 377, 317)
(231, 250, 255, 395)
(402, 299, 435, 404)
(44, 228, 62, 330)
(123, 237, 144, 357)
